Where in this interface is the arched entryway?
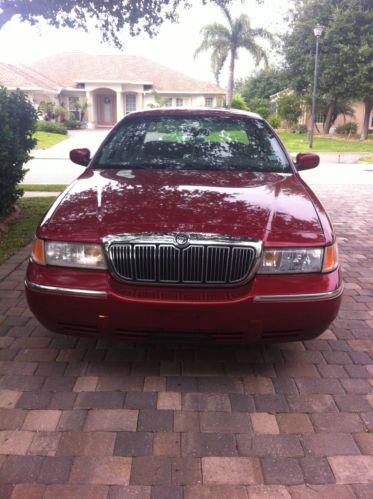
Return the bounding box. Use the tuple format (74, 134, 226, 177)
(94, 88, 117, 126)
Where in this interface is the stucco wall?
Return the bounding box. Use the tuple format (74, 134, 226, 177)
(62, 84, 225, 127)
(333, 101, 367, 134)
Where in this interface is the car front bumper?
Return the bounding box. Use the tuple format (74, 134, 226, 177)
(25, 262, 343, 342)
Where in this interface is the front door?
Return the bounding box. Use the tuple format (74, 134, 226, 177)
(97, 94, 117, 126)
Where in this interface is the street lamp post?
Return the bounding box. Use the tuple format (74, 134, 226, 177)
(309, 23, 324, 148)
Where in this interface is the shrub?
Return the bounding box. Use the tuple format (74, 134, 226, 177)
(64, 119, 83, 130)
(290, 123, 308, 134)
(54, 105, 69, 122)
(249, 98, 270, 119)
(0, 87, 38, 217)
(38, 100, 55, 121)
(335, 122, 358, 136)
(255, 106, 271, 119)
(36, 120, 68, 135)
(267, 114, 281, 129)
(230, 95, 249, 111)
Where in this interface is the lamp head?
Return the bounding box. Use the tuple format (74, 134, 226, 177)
(314, 24, 324, 37)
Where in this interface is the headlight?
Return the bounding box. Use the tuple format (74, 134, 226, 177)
(258, 243, 338, 274)
(33, 240, 107, 269)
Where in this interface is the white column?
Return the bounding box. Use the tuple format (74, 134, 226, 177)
(116, 92, 124, 122)
(138, 92, 144, 111)
(86, 91, 96, 129)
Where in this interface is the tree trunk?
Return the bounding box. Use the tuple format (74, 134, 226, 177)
(226, 49, 236, 108)
(361, 100, 373, 140)
(0, 6, 17, 30)
(323, 102, 336, 134)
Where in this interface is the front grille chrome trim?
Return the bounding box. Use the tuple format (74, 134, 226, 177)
(25, 279, 108, 297)
(103, 232, 262, 287)
(253, 285, 343, 302)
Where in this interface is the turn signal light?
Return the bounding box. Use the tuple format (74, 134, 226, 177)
(31, 237, 46, 265)
(322, 243, 339, 273)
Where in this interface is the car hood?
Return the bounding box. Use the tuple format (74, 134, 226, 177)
(38, 168, 326, 246)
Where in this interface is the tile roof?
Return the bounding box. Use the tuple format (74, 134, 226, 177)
(29, 52, 225, 94)
(0, 63, 59, 93)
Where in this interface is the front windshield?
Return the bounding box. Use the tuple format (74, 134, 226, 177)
(94, 115, 292, 173)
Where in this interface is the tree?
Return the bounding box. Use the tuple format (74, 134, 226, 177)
(236, 68, 289, 106)
(277, 93, 303, 129)
(283, 0, 373, 136)
(247, 97, 270, 118)
(0, 0, 235, 48)
(195, 4, 272, 107)
(0, 87, 37, 217)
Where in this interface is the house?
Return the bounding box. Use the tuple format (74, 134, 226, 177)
(270, 90, 373, 135)
(0, 52, 225, 128)
(0, 62, 59, 106)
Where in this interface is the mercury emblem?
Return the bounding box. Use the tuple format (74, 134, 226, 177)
(175, 234, 189, 247)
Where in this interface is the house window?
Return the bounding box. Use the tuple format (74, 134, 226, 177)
(164, 98, 172, 107)
(176, 98, 183, 107)
(316, 112, 326, 124)
(205, 97, 213, 107)
(68, 97, 81, 121)
(125, 94, 137, 114)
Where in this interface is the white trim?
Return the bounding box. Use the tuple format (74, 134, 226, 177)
(155, 90, 224, 95)
(74, 79, 153, 85)
(60, 88, 87, 93)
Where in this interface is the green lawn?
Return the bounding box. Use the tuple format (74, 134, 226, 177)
(34, 131, 67, 150)
(0, 197, 56, 265)
(144, 129, 373, 154)
(278, 132, 373, 153)
(19, 184, 68, 192)
(358, 156, 373, 163)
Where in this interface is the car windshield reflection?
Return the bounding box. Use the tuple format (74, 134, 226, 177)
(94, 115, 291, 173)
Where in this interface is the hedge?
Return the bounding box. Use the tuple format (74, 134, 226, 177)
(36, 120, 68, 135)
(0, 87, 37, 217)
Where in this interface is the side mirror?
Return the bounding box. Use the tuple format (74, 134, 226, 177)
(70, 148, 91, 167)
(295, 152, 320, 171)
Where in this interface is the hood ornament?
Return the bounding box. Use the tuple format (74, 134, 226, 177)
(175, 233, 189, 247)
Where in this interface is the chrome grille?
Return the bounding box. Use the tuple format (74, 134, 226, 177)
(105, 233, 261, 287)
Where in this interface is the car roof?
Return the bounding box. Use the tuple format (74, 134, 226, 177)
(124, 107, 262, 120)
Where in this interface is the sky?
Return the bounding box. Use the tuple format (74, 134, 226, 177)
(0, 0, 292, 86)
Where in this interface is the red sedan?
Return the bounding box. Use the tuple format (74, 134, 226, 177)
(26, 108, 342, 342)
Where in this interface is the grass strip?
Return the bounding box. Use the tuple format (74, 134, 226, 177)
(278, 132, 373, 153)
(0, 197, 56, 265)
(19, 184, 68, 192)
(358, 156, 373, 163)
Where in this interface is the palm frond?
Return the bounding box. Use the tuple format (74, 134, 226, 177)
(239, 39, 269, 67)
(195, 9, 272, 88)
(250, 27, 275, 46)
(194, 23, 231, 59)
(219, 4, 234, 28)
(211, 48, 229, 84)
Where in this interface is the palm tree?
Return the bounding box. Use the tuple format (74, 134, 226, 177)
(195, 5, 273, 107)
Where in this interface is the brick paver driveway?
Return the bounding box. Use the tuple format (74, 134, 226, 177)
(0, 184, 372, 498)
